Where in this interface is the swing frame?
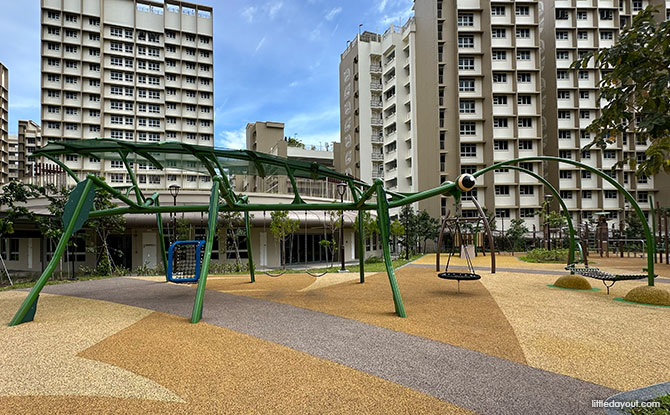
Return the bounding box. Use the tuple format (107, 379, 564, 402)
(7, 138, 658, 326)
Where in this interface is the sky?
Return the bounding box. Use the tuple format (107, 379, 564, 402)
(0, 0, 414, 150)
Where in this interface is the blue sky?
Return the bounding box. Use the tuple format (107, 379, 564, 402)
(0, 0, 414, 149)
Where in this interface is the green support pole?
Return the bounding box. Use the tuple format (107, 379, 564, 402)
(375, 182, 406, 317)
(191, 178, 221, 323)
(155, 200, 168, 279)
(358, 210, 365, 283)
(245, 211, 255, 283)
(9, 179, 94, 326)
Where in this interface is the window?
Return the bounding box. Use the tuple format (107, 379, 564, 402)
(516, 6, 530, 16)
(65, 92, 78, 100)
(557, 70, 568, 80)
(600, 31, 614, 40)
(492, 50, 507, 60)
(558, 130, 571, 139)
(579, 71, 589, 80)
(491, 6, 505, 16)
(518, 95, 531, 105)
(556, 31, 569, 40)
(495, 186, 510, 195)
(460, 122, 476, 135)
(111, 86, 122, 95)
(580, 110, 591, 119)
(149, 119, 160, 128)
(460, 144, 477, 157)
(558, 110, 571, 119)
(493, 72, 507, 83)
(148, 90, 160, 99)
(458, 35, 474, 48)
(65, 123, 78, 131)
(637, 192, 648, 203)
(47, 74, 60, 82)
(111, 101, 122, 110)
(581, 150, 591, 159)
(516, 28, 530, 39)
(148, 48, 159, 57)
(65, 14, 77, 23)
(65, 107, 77, 115)
(603, 150, 617, 159)
(491, 28, 506, 38)
(458, 57, 475, 70)
(493, 95, 508, 105)
(111, 42, 123, 51)
(496, 209, 510, 218)
(557, 90, 571, 100)
(47, 90, 60, 98)
(494, 140, 508, 150)
(519, 162, 533, 172)
(520, 185, 534, 195)
(577, 11, 587, 20)
(47, 27, 60, 35)
(579, 91, 590, 99)
(518, 118, 533, 128)
(111, 71, 123, 81)
(519, 140, 533, 150)
(580, 130, 591, 139)
(604, 190, 618, 199)
(556, 51, 569, 60)
(111, 57, 123, 66)
(582, 191, 592, 199)
(89, 63, 100, 71)
(111, 116, 123, 125)
(111, 27, 123, 37)
(47, 58, 60, 67)
(559, 150, 572, 159)
(459, 100, 475, 113)
(556, 9, 569, 20)
(560, 191, 573, 199)
(600, 9, 613, 20)
(578, 31, 589, 40)
(517, 73, 531, 83)
(47, 11, 60, 20)
(517, 50, 531, 60)
(559, 170, 572, 179)
(493, 118, 508, 128)
(48, 43, 60, 51)
(148, 62, 160, 71)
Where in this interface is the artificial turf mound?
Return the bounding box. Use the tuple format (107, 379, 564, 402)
(553, 274, 592, 290)
(624, 286, 670, 306)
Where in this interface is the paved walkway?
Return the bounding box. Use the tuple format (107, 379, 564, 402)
(41, 278, 616, 415)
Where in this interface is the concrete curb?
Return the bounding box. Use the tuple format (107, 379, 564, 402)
(604, 382, 670, 414)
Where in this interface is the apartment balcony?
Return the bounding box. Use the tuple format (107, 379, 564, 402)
(371, 83, 382, 91)
(370, 64, 382, 73)
(371, 135, 383, 144)
(371, 118, 383, 126)
(371, 100, 382, 108)
(372, 170, 384, 179)
(371, 153, 384, 161)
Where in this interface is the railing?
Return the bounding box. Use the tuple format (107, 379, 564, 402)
(371, 135, 383, 143)
(371, 100, 382, 108)
(371, 153, 384, 161)
(372, 170, 384, 179)
(371, 118, 383, 126)
(371, 83, 382, 90)
(370, 64, 382, 73)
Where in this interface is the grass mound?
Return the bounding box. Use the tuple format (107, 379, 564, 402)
(553, 274, 592, 290)
(624, 286, 670, 306)
(520, 248, 569, 263)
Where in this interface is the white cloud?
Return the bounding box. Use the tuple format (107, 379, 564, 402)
(288, 81, 299, 88)
(218, 128, 247, 150)
(378, 0, 389, 12)
(325, 7, 342, 21)
(254, 36, 266, 54)
(379, 4, 413, 27)
(241, 6, 257, 23)
(267, 2, 283, 19)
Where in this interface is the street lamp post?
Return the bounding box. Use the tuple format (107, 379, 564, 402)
(337, 182, 347, 272)
(169, 184, 181, 242)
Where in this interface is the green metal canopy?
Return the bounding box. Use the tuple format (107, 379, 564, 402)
(8, 138, 658, 327)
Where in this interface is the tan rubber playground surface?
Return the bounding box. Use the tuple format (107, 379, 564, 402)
(1, 254, 668, 413)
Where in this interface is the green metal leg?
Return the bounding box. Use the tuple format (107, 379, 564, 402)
(358, 210, 365, 283)
(245, 211, 255, 283)
(9, 179, 94, 326)
(375, 183, 406, 317)
(191, 178, 221, 323)
(155, 202, 168, 279)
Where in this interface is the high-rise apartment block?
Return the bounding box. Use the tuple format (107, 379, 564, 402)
(40, 0, 214, 190)
(339, 0, 670, 229)
(1, 63, 9, 184)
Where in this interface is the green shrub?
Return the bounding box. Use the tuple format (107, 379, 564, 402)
(364, 256, 383, 264)
(521, 248, 569, 263)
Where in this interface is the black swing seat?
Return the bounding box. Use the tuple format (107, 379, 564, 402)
(565, 264, 655, 294)
(437, 271, 481, 281)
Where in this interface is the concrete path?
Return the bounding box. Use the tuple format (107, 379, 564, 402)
(39, 278, 617, 415)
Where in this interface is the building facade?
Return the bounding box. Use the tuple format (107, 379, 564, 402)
(1, 63, 9, 185)
(40, 0, 214, 190)
(339, 0, 670, 230)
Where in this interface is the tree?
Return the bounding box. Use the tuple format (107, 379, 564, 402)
(506, 218, 529, 252)
(573, 6, 670, 176)
(322, 208, 343, 266)
(269, 210, 299, 267)
(390, 220, 405, 256)
(175, 218, 191, 240)
(416, 210, 439, 253)
(87, 184, 125, 275)
(218, 211, 246, 267)
(286, 136, 305, 148)
(399, 205, 417, 259)
(0, 181, 43, 239)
